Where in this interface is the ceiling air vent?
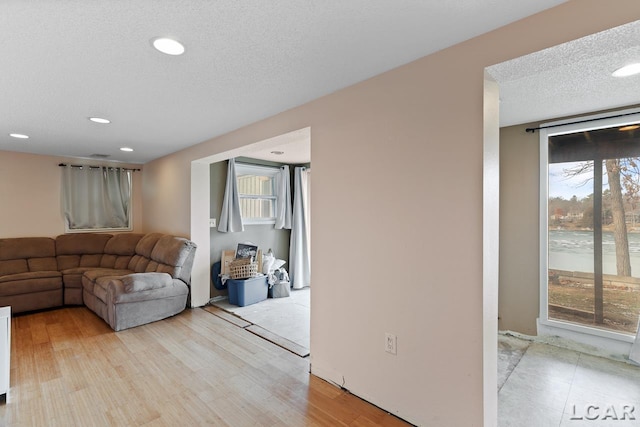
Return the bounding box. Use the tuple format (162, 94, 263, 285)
(89, 153, 111, 159)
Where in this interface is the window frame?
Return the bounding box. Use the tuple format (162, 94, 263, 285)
(539, 107, 640, 344)
(235, 163, 279, 226)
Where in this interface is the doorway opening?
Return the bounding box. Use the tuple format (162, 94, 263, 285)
(190, 127, 311, 356)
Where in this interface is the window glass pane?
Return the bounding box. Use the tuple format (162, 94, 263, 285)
(239, 198, 275, 219)
(237, 174, 274, 196)
(235, 165, 278, 222)
(547, 126, 640, 335)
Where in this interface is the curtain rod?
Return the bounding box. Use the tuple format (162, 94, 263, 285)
(58, 163, 141, 172)
(525, 111, 640, 133)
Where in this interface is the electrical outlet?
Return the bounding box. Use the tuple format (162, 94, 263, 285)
(385, 333, 397, 355)
(209, 218, 216, 227)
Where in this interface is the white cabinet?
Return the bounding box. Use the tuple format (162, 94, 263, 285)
(0, 307, 10, 398)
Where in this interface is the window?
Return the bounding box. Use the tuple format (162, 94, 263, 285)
(61, 165, 133, 232)
(540, 109, 640, 339)
(235, 163, 279, 225)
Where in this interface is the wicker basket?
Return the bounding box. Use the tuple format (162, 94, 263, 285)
(229, 258, 258, 279)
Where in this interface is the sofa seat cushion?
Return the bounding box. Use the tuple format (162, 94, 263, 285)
(0, 271, 62, 295)
(82, 268, 134, 303)
(0, 270, 61, 284)
(121, 273, 173, 292)
(83, 268, 134, 283)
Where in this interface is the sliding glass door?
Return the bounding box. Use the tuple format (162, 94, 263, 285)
(545, 120, 640, 335)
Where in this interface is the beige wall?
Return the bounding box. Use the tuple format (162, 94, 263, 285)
(141, 150, 193, 237)
(0, 150, 143, 238)
(141, 2, 640, 425)
(499, 124, 540, 335)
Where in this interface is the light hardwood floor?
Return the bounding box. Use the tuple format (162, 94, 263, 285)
(0, 307, 410, 426)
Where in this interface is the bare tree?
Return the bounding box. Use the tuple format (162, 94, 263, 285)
(605, 159, 631, 276)
(563, 158, 640, 277)
(623, 159, 640, 229)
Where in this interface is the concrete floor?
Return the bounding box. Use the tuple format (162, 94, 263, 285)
(212, 287, 310, 351)
(498, 336, 640, 426)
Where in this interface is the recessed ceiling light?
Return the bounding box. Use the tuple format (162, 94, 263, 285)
(89, 117, 111, 124)
(120, 147, 134, 152)
(619, 124, 640, 131)
(270, 151, 284, 155)
(9, 133, 29, 139)
(612, 63, 640, 77)
(152, 38, 185, 55)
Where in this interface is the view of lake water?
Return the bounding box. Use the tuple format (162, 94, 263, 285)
(549, 229, 640, 276)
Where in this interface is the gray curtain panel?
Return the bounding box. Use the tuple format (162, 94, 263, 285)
(274, 165, 292, 230)
(218, 158, 244, 233)
(289, 167, 310, 289)
(61, 165, 131, 229)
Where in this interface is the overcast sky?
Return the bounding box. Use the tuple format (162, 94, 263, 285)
(548, 162, 608, 200)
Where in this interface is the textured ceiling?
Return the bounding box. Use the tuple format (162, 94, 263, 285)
(0, 0, 565, 164)
(488, 19, 640, 127)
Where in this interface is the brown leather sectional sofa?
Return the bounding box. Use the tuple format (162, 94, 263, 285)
(0, 232, 196, 331)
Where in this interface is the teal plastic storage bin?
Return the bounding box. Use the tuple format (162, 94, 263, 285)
(227, 276, 268, 307)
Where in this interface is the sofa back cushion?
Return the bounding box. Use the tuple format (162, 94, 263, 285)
(127, 233, 197, 283)
(56, 255, 81, 271)
(128, 233, 163, 272)
(0, 259, 28, 276)
(135, 233, 162, 258)
(29, 257, 58, 272)
(55, 234, 112, 269)
(0, 237, 57, 274)
(149, 235, 195, 276)
(100, 233, 144, 269)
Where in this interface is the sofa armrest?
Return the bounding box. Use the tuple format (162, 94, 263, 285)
(120, 272, 173, 292)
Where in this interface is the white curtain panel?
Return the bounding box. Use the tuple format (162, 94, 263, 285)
(289, 167, 310, 289)
(218, 158, 244, 233)
(61, 165, 131, 229)
(274, 165, 292, 229)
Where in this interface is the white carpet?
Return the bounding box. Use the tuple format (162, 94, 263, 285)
(212, 287, 310, 351)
